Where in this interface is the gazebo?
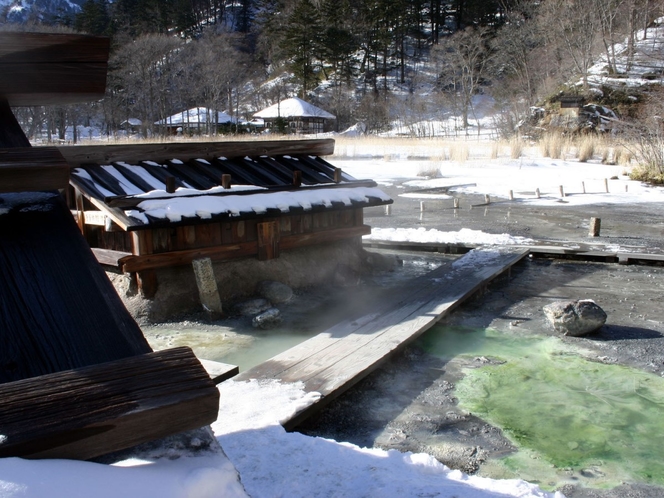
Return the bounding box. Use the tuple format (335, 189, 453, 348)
(253, 97, 335, 134)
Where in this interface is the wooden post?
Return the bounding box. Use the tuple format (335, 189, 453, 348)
(384, 204, 391, 215)
(165, 175, 176, 194)
(559, 185, 565, 198)
(589, 217, 601, 237)
(509, 190, 514, 201)
(420, 201, 426, 212)
(604, 178, 609, 193)
(535, 188, 540, 199)
(293, 170, 302, 187)
(221, 174, 231, 189)
(484, 194, 491, 204)
(582, 181, 586, 194)
(257, 221, 280, 261)
(625, 184, 628, 192)
(453, 198, 460, 209)
(333, 167, 342, 183)
(191, 257, 223, 317)
(136, 270, 158, 299)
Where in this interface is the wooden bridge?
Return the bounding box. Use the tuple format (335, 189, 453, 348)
(236, 246, 529, 430)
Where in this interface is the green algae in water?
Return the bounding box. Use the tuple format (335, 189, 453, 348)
(418, 327, 664, 488)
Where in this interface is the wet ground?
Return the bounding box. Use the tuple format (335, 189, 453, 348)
(144, 182, 664, 497)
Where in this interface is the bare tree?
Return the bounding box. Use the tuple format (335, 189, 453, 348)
(433, 26, 492, 130)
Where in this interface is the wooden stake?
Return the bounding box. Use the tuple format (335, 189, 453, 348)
(604, 178, 609, 193)
(165, 176, 176, 194)
(509, 190, 514, 201)
(293, 170, 302, 187)
(420, 201, 426, 212)
(384, 205, 391, 215)
(589, 217, 601, 237)
(535, 188, 540, 199)
(221, 174, 231, 189)
(453, 198, 460, 209)
(625, 184, 628, 192)
(559, 185, 565, 198)
(582, 181, 586, 194)
(484, 194, 491, 204)
(333, 167, 342, 183)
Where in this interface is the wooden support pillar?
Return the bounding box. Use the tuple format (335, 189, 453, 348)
(257, 221, 280, 261)
(136, 270, 158, 299)
(293, 170, 302, 187)
(333, 168, 342, 183)
(589, 217, 601, 237)
(191, 257, 223, 318)
(221, 174, 231, 189)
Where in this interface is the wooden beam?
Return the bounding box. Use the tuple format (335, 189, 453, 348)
(0, 147, 70, 193)
(257, 221, 280, 261)
(0, 33, 109, 106)
(58, 139, 336, 169)
(91, 248, 132, 267)
(0, 347, 219, 461)
(119, 225, 371, 273)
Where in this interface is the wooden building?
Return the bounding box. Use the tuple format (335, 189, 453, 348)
(61, 138, 392, 300)
(253, 97, 336, 134)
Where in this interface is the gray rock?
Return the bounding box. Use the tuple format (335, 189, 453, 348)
(235, 298, 272, 317)
(543, 300, 607, 336)
(333, 264, 361, 287)
(257, 280, 293, 304)
(252, 308, 282, 329)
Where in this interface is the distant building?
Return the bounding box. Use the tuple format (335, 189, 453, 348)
(155, 107, 235, 135)
(253, 97, 335, 134)
(119, 118, 142, 135)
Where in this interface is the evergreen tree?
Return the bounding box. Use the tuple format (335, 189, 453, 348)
(74, 0, 112, 35)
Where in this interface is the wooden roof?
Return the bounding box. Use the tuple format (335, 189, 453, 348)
(62, 139, 392, 231)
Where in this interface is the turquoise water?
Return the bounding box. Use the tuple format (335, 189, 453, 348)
(418, 326, 664, 489)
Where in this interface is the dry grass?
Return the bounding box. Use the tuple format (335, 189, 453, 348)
(577, 136, 596, 162)
(539, 133, 567, 159)
(509, 137, 523, 159)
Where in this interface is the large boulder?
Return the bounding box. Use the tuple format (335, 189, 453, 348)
(257, 281, 293, 304)
(543, 300, 607, 336)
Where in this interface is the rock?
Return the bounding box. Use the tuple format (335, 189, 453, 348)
(235, 298, 272, 317)
(252, 308, 282, 329)
(333, 264, 361, 287)
(364, 250, 402, 272)
(257, 281, 293, 304)
(543, 300, 607, 336)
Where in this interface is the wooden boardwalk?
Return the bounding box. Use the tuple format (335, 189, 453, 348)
(237, 246, 530, 429)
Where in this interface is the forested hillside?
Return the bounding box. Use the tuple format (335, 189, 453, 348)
(2, 0, 663, 141)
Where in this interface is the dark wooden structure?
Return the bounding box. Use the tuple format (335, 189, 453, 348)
(237, 247, 530, 430)
(61, 138, 391, 298)
(0, 33, 219, 460)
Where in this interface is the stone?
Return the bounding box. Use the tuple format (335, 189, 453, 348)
(543, 300, 607, 336)
(333, 264, 361, 287)
(257, 281, 293, 304)
(252, 308, 282, 329)
(235, 298, 272, 317)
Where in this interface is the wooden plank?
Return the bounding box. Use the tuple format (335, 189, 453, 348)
(119, 225, 371, 272)
(0, 347, 219, 460)
(237, 248, 530, 429)
(58, 139, 336, 169)
(198, 358, 239, 385)
(91, 248, 131, 267)
(0, 147, 70, 193)
(257, 221, 280, 260)
(0, 33, 109, 106)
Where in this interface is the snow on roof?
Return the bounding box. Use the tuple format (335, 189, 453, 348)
(120, 118, 142, 126)
(253, 97, 335, 120)
(155, 107, 234, 126)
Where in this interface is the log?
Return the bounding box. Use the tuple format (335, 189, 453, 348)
(0, 347, 220, 461)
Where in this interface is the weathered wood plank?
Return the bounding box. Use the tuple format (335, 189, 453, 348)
(120, 225, 371, 272)
(257, 221, 280, 260)
(0, 33, 109, 106)
(198, 359, 239, 385)
(0, 347, 219, 460)
(236, 248, 530, 429)
(59, 139, 335, 169)
(91, 248, 131, 267)
(0, 147, 70, 192)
